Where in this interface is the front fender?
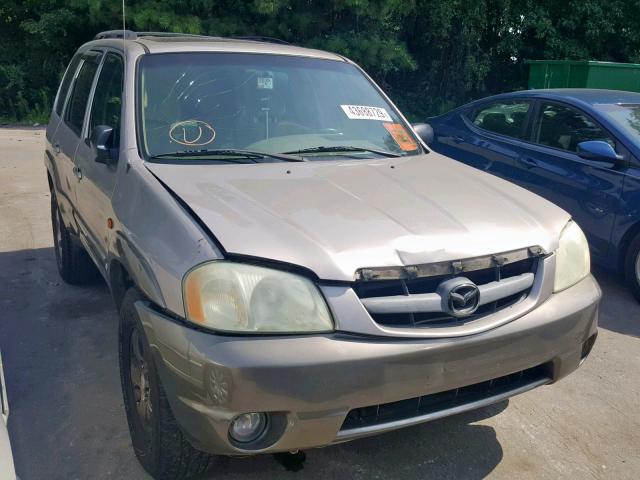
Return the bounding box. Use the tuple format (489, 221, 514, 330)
(108, 234, 167, 310)
(108, 156, 223, 316)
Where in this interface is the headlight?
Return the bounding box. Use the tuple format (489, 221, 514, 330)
(554, 221, 590, 292)
(183, 262, 333, 333)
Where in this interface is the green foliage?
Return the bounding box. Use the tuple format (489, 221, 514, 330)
(2, 0, 640, 122)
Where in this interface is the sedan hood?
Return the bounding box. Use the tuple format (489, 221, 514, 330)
(145, 153, 570, 281)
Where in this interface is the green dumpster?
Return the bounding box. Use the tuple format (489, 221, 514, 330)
(526, 60, 640, 92)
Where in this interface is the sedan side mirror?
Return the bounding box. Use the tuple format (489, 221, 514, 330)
(90, 125, 117, 165)
(577, 140, 623, 164)
(412, 123, 434, 146)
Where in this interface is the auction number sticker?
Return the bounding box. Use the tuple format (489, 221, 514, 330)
(341, 105, 392, 122)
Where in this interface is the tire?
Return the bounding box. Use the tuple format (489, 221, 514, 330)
(624, 233, 640, 302)
(119, 288, 212, 479)
(50, 193, 98, 284)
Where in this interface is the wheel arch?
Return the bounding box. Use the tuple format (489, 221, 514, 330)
(44, 150, 58, 192)
(108, 259, 136, 312)
(45, 151, 80, 236)
(618, 221, 640, 273)
(108, 234, 168, 313)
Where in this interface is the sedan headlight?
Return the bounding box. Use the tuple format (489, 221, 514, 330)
(183, 262, 333, 333)
(554, 221, 590, 292)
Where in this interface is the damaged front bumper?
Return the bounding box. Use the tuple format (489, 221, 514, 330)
(136, 274, 600, 455)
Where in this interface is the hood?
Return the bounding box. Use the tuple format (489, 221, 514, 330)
(145, 153, 570, 281)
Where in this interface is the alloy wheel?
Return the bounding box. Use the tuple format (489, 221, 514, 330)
(130, 328, 153, 435)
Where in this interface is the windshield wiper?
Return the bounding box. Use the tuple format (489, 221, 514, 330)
(283, 145, 401, 158)
(149, 149, 306, 162)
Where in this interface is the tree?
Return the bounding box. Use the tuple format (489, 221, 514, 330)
(3, 0, 640, 123)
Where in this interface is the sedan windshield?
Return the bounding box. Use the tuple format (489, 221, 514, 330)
(138, 53, 421, 160)
(595, 103, 640, 142)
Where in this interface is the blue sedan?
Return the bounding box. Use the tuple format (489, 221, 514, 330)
(415, 89, 640, 300)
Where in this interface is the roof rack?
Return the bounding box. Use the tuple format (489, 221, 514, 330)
(94, 30, 289, 45)
(94, 30, 213, 40)
(231, 36, 290, 45)
(94, 30, 138, 40)
(136, 31, 213, 39)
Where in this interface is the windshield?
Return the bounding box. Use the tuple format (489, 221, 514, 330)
(137, 53, 421, 160)
(595, 103, 640, 142)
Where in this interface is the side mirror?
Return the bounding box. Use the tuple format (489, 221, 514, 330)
(412, 123, 434, 146)
(577, 140, 623, 164)
(90, 125, 117, 165)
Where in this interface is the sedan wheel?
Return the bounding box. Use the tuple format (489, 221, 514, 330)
(624, 233, 640, 302)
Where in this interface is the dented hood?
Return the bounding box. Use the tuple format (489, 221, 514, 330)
(145, 153, 570, 281)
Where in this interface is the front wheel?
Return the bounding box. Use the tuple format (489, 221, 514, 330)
(624, 234, 640, 302)
(119, 288, 212, 479)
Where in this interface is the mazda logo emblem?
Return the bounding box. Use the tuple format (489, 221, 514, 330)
(437, 278, 481, 317)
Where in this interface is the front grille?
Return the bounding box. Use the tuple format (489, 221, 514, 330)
(341, 363, 551, 431)
(353, 254, 538, 328)
(371, 290, 526, 327)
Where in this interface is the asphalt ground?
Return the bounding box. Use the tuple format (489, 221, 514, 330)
(1, 128, 639, 479)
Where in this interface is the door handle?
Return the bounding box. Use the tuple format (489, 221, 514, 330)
(452, 136, 465, 144)
(73, 166, 83, 180)
(519, 156, 538, 169)
(585, 202, 607, 217)
(53, 143, 61, 154)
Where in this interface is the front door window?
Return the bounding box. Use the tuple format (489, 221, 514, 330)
(88, 53, 124, 148)
(533, 102, 615, 152)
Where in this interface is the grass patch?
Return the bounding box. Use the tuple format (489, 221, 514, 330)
(0, 110, 49, 126)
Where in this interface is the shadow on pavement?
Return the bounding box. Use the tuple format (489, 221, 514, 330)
(592, 266, 640, 339)
(0, 246, 140, 479)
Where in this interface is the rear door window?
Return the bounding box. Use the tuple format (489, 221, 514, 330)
(65, 52, 102, 135)
(54, 54, 82, 116)
(533, 102, 615, 152)
(470, 101, 531, 139)
(88, 53, 124, 147)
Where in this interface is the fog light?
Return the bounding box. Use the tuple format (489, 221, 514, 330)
(229, 412, 268, 443)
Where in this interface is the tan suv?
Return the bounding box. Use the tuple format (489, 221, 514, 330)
(45, 30, 600, 479)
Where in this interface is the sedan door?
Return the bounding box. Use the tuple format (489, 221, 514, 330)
(73, 51, 124, 268)
(513, 100, 626, 262)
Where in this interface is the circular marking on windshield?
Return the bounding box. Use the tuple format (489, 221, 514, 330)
(169, 120, 216, 146)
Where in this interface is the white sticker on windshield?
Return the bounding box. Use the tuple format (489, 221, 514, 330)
(341, 104, 392, 122)
(257, 77, 274, 89)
